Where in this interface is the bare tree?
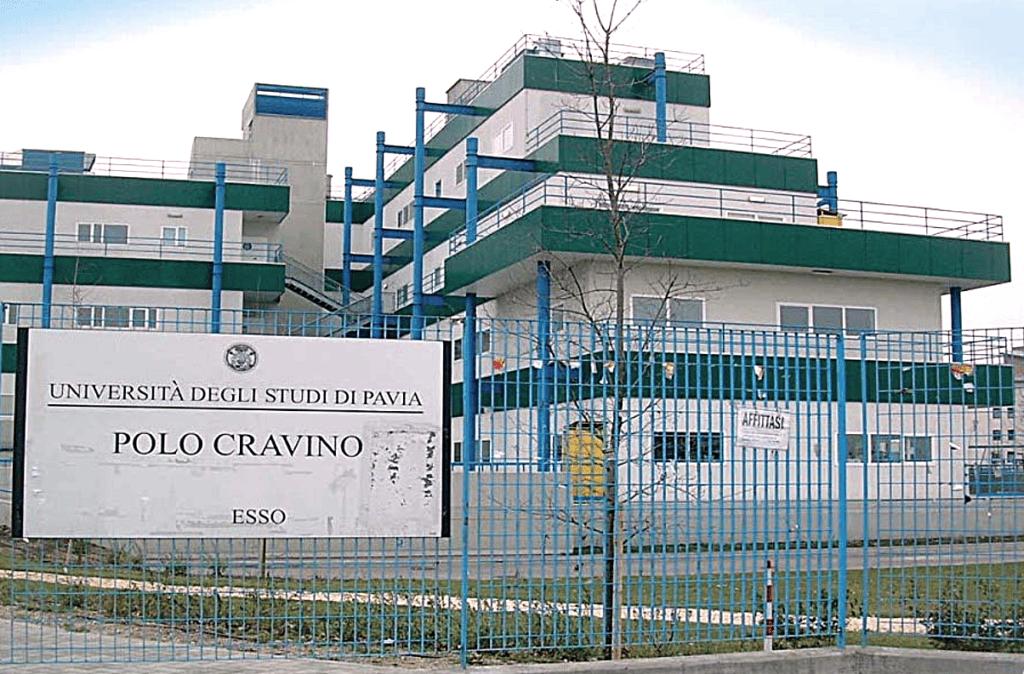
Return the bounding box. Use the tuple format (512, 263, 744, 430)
(555, 0, 658, 659)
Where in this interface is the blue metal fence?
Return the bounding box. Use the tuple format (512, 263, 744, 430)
(0, 305, 1022, 664)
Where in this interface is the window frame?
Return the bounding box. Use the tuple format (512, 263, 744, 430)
(652, 431, 723, 463)
(77, 223, 129, 245)
(161, 226, 187, 246)
(845, 433, 934, 464)
(777, 302, 876, 336)
(630, 294, 705, 326)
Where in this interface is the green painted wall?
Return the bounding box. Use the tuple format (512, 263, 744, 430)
(0, 170, 289, 212)
(1, 343, 14, 374)
(326, 199, 375, 224)
(552, 136, 817, 192)
(522, 55, 710, 106)
(444, 206, 1011, 291)
(0, 253, 284, 291)
(446, 355, 1011, 417)
(325, 267, 374, 292)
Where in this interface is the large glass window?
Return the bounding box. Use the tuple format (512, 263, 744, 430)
(653, 432, 722, 462)
(846, 433, 932, 463)
(632, 296, 704, 326)
(781, 304, 875, 335)
(77, 223, 128, 244)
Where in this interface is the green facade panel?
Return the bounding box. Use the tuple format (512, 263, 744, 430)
(1, 343, 14, 374)
(522, 55, 711, 107)
(326, 199, 375, 224)
(0, 171, 289, 212)
(445, 206, 1011, 291)
(0, 253, 284, 292)
(549, 137, 818, 193)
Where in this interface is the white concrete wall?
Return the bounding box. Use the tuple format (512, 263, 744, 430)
(487, 260, 944, 333)
(0, 198, 245, 261)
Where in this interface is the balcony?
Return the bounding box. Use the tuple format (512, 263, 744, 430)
(526, 110, 813, 157)
(0, 150, 288, 186)
(0, 231, 283, 263)
(448, 174, 1003, 254)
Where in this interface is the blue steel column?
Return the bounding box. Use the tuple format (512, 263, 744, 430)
(373, 132, 386, 338)
(459, 134, 480, 668)
(342, 167, 353, 306)
(950, 286, 963, 362)
(41, 157, 58, 329)
(835, 335, 848, 649)
(654, 52, 667, 143)
(412, 87, 427, 339)
(465, 138, 478, 241)
(537, 260, 552, 471)
(827, 171, 838, 212)
(210, 162, 226, 334)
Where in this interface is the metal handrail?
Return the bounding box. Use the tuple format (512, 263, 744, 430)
(524, 110, 813, 157)
(0, 231, 284, 262)
(0, 151, 289, 186)
(447, 175, 1003, 254)
(281, 253, 345, 297)
(369, 34, 707, 189)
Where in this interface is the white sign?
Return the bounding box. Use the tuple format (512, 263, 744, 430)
(13, 329, 449, 538)
(736, 407, 791, 450)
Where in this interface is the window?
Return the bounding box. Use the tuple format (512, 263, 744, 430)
(846, 433, 932, 463)
(653, 432, 722, 462)
(434, 180, 442, 197)
(493, 123, 513, 153)
(131, 308, 159, 329)
(2, 303, 17, 325)
(994, 429, 1004, 442)
(161, 226, 187, 246)
(455, 161, 465, 185)
(631, 296, 704, 326)
(75, 306, 159, 330)
(396, 284, 409, 307)
(77, 223, 128, 244)
(429, 267, 443, 291)
(453, 439, 491, 464)
(453, 330, 491, 360)
(780, 304, 875, 335)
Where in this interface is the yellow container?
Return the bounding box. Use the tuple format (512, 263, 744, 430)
(562, 424, 605, 500)
(817, 213, 844, 227)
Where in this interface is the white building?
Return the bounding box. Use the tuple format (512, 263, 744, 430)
(0, 35, 1014, 509)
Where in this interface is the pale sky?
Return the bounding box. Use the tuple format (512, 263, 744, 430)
(1, 0, 1020, 328)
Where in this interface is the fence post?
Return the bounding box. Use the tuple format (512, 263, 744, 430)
(836, 335, 848, 648)
(859, 334, 870, 644)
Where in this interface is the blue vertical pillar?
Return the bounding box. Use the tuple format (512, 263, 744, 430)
(950, 286, 963, 362)
(342, 167, 353, 306)
(835, 335, 848, 649)
(41, 157, 58, 329)
(373, 132, 386, 338)
(827, 171, 838, 212)
(537, 260, 552, 471)
(210, 163, 226, 333)
(465, 138, 478, 242)
(412, 87, 427, 339)
(462, 135, 480, 473)
(462, 294, 478, 470)
(654, 52, 667, 143)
